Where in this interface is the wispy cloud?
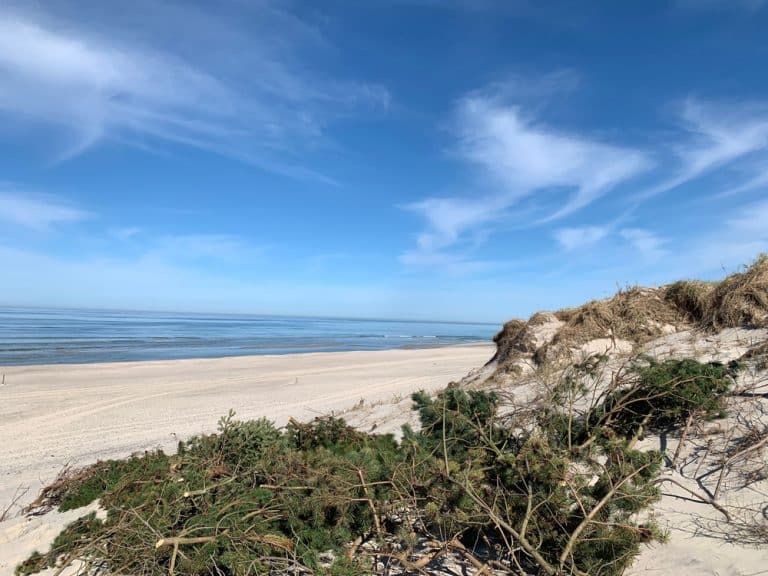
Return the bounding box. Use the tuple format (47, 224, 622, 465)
(680, 198, 768, 270)
(0, 187, 260, 265)
(0, 189, 89, 230)
(637, 99, 768, 200)
(399, 246, 499, 276)
(145, 234, 261, 263)
(0, 4, 388, 178)
(554, 225, 666, 260)
(404, 89, 768, 272)
(726, 198, 768, 235)
(715, 166, 768, 197)
(404, 195, 504, 256)
(454, 92, 649, 220)
(555, 226, 610, 251)
(110, 227, 142, 241)
(620, 228, 666, 260)
(403, 81, 648, 267)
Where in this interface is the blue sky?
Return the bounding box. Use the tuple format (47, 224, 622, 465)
(1, 0, 767, 323)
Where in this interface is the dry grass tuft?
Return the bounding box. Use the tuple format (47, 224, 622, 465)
(665, 280, 717, 322)
(707, 254, 768, 329)
(552, 287, 687, 349)
(491, 287, 692, 367)
(492, 319, 535, 364)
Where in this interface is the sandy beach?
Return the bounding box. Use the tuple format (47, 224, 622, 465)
(0, 344, 493, 514)
(0, 344, 493, 575)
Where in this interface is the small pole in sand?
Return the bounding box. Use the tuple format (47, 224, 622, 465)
(1, 374, 4, 386)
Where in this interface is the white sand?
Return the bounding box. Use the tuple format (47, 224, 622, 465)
(0, 344, 493, 575)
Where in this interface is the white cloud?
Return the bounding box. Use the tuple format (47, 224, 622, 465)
(0, 14, 238, 158)
(110, 227, 141, 241)
(404, 195, 506, 255)
(638, 99, 768, 200)
(0, 190, 89, 230)
(399, 247, 498, 276)
(726, 199, 768, 235)
(404, 92, 768, 271)
(716, 167, 768, 197)
(0, 6, 388, 176)
(555, 226, 610, 251)
(677, 199, 768, 271)
(455, 95, 649, 219)
(620, 228, 666, 260)
(145, 234, 260, 263)
(0, 186, 262, 265)
(403, 85, 648, 267)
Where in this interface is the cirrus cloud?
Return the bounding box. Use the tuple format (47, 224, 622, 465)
(0, 188, 89, 231)
(403, 83, 650, 267)
(0, 4, 389, 179)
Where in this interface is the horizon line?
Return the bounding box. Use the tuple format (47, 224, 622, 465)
(0, 303, 502, 327)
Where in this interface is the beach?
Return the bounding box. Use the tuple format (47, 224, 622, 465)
(0, 344, 493, 575)
(0, 344, 494, 514)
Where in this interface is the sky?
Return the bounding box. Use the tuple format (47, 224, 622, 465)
(1, 0, 767, 323)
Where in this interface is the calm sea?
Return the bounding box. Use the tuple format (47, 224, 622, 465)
(0, 307, 498, 366)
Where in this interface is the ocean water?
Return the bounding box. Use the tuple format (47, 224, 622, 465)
(0, 307, 498, 366)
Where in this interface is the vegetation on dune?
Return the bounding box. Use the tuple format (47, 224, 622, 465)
(492, 319, 533, 365)
(665, 255, 768, 329)
(20, 413, 401, 576)
(586, 357, 736, 438)
(705, 254, 768, 329)
(553, 287, 686, 349)
(664, 280, 717, 324)
(17, 356, 740, 576)
(491, 254, 768, 369)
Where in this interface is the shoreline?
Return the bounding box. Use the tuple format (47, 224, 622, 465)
(0, 341, 492, 370)
(0, 344, 494, 519)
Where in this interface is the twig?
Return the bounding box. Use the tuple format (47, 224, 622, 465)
(448, 539, 493, 575)
(346, 535, 363, 561)
(559, 462, 652, 570)
(183, 475, 238, 497)
(654, 477, 731, 521)
(356, 468, 382, 536)
(671, 412, 695, 468)
(373, 547, 446, 571)
(714, 433, 768, 500)
(260, 484, 316, 491)
(155, 535, 218, 548)
(442, 396, 450, 477)
(453, 476, 563, 576)
(1, 485, 29, 522)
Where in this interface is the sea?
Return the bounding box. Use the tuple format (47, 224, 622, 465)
(0, 307, 498, 366)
